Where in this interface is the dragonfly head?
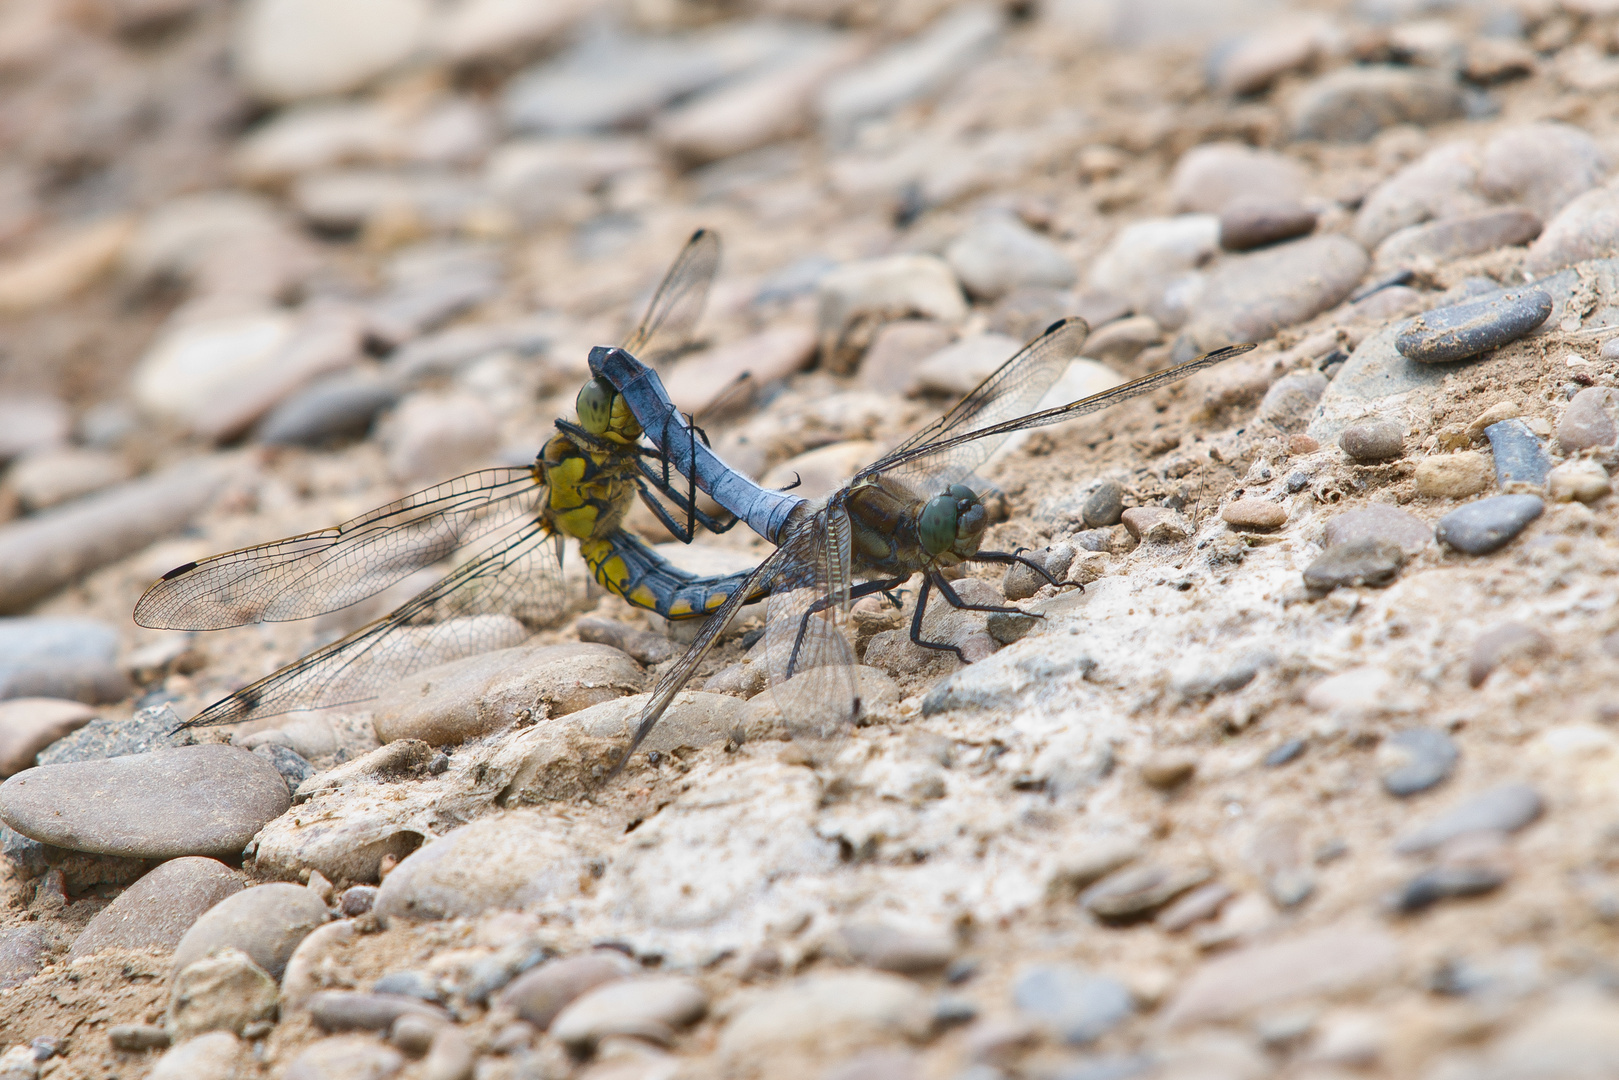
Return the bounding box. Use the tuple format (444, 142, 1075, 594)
(919, 483, 987, 558)
(575, 378, 643, 443)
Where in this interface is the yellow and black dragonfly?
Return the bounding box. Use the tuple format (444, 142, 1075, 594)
(136, 231, 762, 730)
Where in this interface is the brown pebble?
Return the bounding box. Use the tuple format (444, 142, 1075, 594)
(1468, 622, 1551, 687)
(1338, 420, 1404, 462)
(1221, 498, 1287, 530)
(1122, 507, 1191, 543)
(1219, 199, 1318, 251)
(1287, 434, 1320, 455)
(1140, 752, 1198, 791)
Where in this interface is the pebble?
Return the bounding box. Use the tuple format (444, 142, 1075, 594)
(334, 887, 376, 918)
(817, 254, 967, 372)
(1547, 460, 1612, 503)
(1557, 387, 1618, 453)
(1379, 729, 1459, 797)
(0, 397, 69, 464)
(1085, 316, 1162, 365)
(498, 950, 641, 1029)
(255, 743, 317, 794)
(1012, 966, 1134, 1045)
(1395, 289, 1552, 364)
(1082, 481, 1126, 529)
(308, 991, 449, 1033)
(1085, 215, 1219, 316)
(1487, 997, 1619, 1075)
(1352, 143, 1484, 250)
(5, 447, 131, 512)
(1373, 207, 1542, 272)
(1483, 419, 1553, 490)
(36, 703, 176, 765)
(1002, 544, 1074, 601)
(575, 618, 676, 666)
(69, 857, 242, 959)
(1139, 751, 1197, 790)
(1265, 739, 1307, 767)
(1218, 199, 1317, 252)
(664, 325, 816, 416)
(1479, 122, 1609, 219)
(131, 310, 296, 426)
(1257, 370, 1328, 433)
(0, 699, 94, 777)
(0, 459, 231, 614)
(945, 214, 1076, 301)
(1161, 925, 1399, 1027)
(1524, 186, 1619, 275)
(717, 972, 930, 1065)
(549, 976, 707, 1050)
(281, 1036, 404, 1080)
(367, 253, 503, 351)
(835, 923, 956, 975)
(1467, 622, 1551, 688)
(985, 285, 1076, 343)
(1303, 537, 1407, 592)
(146, 1031, 239, 1080)
(168, 947, 278, 1040)
(1290, 65, 1467, 142)
(1414, 452, 1493, 499)
(107, 1024, 170, 1052)
(1220, 498, 1286, 531)
(371, 969, 440, 1003)
(1188, 235, 1368, 347)
(0, 216, 133, 314)
(0, 925, 46, 990)
(1467, 400, 1521, 440)
(233, 0, 427, 102)
(1120, 507, 1190, 544)
(1338, 420, 1404, 462)
(172, 882, 330, 981)
(910, 333, 1021, 397)
(1395, 784, 1545, 854)
(1156, 882, 1235, 931)
(1082, 864, 1210, 923)
(0, 744, 289, 859)
(374, 813, 579, 922)
(1210, 22, 1323, 95)
(373, 642, 644, 747)
(1168, 143, 1305, 215)
(1435, 494, 1544, 554)
(856, 320, 953, 395)
(1390, 865, 1507, 914)
(258, 372, 400, 447)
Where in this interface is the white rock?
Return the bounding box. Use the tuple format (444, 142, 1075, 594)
(374, 812, 581, 922)
(1304, 666, 1392, 715)
(148, 1030, 242, 1080)
(1169, 142, 1306, 214)
(233, 0, 432, 103)
(4, 447, 131, 512)
(132, 311, 296, 425)
(549, 977, 707, 1050)
(909, 333, 1022, 397)
(124, 192, 311, 305)
(0, 397, 69, 463)
(946, 215, 1076, 301)
(1546, 459, 1612, 503)
(1086, 215, 1220, 314)
(232, 102, 400, 185)
(484, 137, 657, 225)
(433, 0, 597, 66)
(719, 972, 931, 1064)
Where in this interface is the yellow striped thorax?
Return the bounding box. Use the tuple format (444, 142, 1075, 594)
(575, 377, 643, 445)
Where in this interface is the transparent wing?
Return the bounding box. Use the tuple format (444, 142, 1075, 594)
(135, 468, 541, 631)
(621, 229, 721, 366)
(179, 520, 568, 729)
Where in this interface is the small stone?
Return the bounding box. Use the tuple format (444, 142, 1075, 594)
(0, 699, 94, 777)
(371, 969, 441, 1003)
(1394, 784, 1544, 854)
(1085, 316, 1162, 365)
(1139, 751, 1197, 791)
(1396, 290, 1552, 364)
(817, 254, 967, 373)
(1257, 370, 1329, 433)
(1265, 739, 1307, 768)
(1290, 65, 1467, 143)
(1186, 236, 1368, 349)
(387, 1012, 440, 1058)
(1048, 839, 1142, 897)
(108, 1024, 170, 1052)
(988, 285, 1082, 343)
(168, 948, 278, 1040)
(1288, 434, 1320, 455)
(549, 976, 707, 1051)
(496, 950, 640, 1030)
(1121, 507, 1190, 544)
(1389, 865, 1507, 914)
(1304, 666, 1391, 715)
(1219, 199, 1317, 252)
(0, 217, 133, 314)
(1483, 419, 1553, 490)
(0, 925, 46, 990)
(1012, 965, 1134, 1045)
(1338, 420, 1404, 462)
(1211, 22, 1325, 95)
(1320, 506, 1428, 558)
(0, 397, 70, 465)
(718, 972, 929, 1065)
(945, 214, 1076, 301)
(258, 373, 399, 447)
(374, 813, 579, 923)
(1082, 864, 1211, 923)
(146, 1031, 239, 1080)
(1479, 123, 1608, 220)
(575, 619, 676, 666)
(70, 857, 243, 959)
(1352, 143, 1483, 250)
(1467, 401, 1521, 440)
(1221, 498, 1286, 531)
(1082, 481, 1126, 529)
(1435, 495, 1544, 554)
(1085, 215, 1219, 316)
(836, 923, 956, 975)
(1415, 452, 1493, 499)
(172, 882, 330, 981)
(1524, 186, 1619, 275)
(1547, 460, 1612, 503)
(1170, 143, 1306, 216)
(254, 743, 316, 795)
(1379, 729, 1459, 797)
(308, 991, 449, 1033)
(1467, 623, 1551, 688)
(856, 320, 953, 395)
(381, 391, 500, 486)
(1373, 207, 1542, 272)
(1157, 882, 1234, 931)
(0, 745, 290, 860)
(5, 447, 132, 512)
(909, 333, 1021, 398)
(234, 0, 428, 102)
(1558, 387, 1618, 453)
(281, 1036, 404, 1080)
(986, 611, 1038, 645)
(1002, 545, 1073, 601)
(419, 1026, 475, 1080)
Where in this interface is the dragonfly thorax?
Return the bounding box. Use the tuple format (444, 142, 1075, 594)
(919, 483, 987, 558)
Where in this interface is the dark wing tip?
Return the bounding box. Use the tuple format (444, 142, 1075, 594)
(160, 561, 198, 581)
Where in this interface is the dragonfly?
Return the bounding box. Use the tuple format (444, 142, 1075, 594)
(135, 230, 765, 731)
(589, 299, 1255, 762)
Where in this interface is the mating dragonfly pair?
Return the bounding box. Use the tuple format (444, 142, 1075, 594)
(138, 231, 1250, 761)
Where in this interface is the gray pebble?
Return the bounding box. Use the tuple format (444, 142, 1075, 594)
(0, 925, 46, 990)
(1322, 504, 1432, 556)
(1081, 865, 1210, 923)
(1264, 738, 1306, 767)
(1380, 728, 1459, 797)
(1082, 482, 1126, 529)
(1258, 370, 1329, 433)
(339, 885, 378, 917)
(1483, 419, 1552, 489)
(574, 617, 675, 665)
(107, 1024, 169, 1052)
(1436, 495, 1544, 555)
(0, 617, 129, 704)
(36, 703, 179, 766)
(1012, 965, 1134, 1045)
(1557, 386, 1618, 453)
(1338, 420, 1404, 462)
(1390, 865, 1506, 914)
(172, 882, 330, 981)
(1002, 544, 1073, 601)
(371, 969, 440, 1003)
(281, 1036, 404, 1080)
(1395, 289, 1552, 364)
(1268, 868, 1315, 908)
(257, 373, 399, 447)
(1374, 206, 1542, 269)
(946, 214, 1076, 301)
(986, 611, 1038, 645)
(1218, 199, 1316, 252)
(1185, 236, 1368, 350)
(1303, 537, 1406, 592)
(1073, 530, 1112, 553)
(836, 923, 956, 975)
(69, 857, 242, 959)
(549, 975, 708, 1051)
(459, 938, 552, 1005)
(307, 990, 448, 1033)
(1291, 65, 1467, 142)
(168, 948, 278, 1040)
(1395, 784, 1544, 854)
(1285, 469, 1312, 493)
(496, 950, 640, 1030)
(988, 285, 1075, 344)
(253, 743, 316, 795)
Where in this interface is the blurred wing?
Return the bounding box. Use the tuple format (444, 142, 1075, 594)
(870, 343, 1255, 496)
(135, 468, 540, 631)
(621, 229, 721, 366)
(179, 520, 568, 729)
(866, 318, 1091, 497)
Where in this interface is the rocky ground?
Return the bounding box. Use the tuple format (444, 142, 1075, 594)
(1, 0, 1619, 1077)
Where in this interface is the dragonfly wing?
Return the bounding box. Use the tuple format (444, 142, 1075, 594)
(135, 468, 540, 631)
(179, 517, 569, 729)
(621, 229, 721, 365)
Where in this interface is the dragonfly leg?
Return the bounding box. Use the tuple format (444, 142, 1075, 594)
(931, 571, 1044, 618)
(909, 574, 968, 662)
(634, 470, 740, 536)
(970, 549, 1076, 589)
(784, 576, 907, 678)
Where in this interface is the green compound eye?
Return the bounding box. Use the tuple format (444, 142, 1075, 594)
(919, 493, 959, 556)
(949, 483, 977, 504)
(576, 378, 615, 435)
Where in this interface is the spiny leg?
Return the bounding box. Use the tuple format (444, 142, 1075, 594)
(908, 574, 967, 662)
(970, 549, 1076, 590)
(931, 572, 1041, 617)
(784, 577, 907, 680)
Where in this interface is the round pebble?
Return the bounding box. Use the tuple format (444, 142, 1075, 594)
(374, 814, 579, 923)
(1002, 544, 1074, 601)
(146, 1031, 239, 1080)
(1218, 199, 1316, 251)
(1169, 143, 1305, 215)
(497, 950, 640, 1029)
(235, 0, 431, 103)
(717, 972, 929, 1064)
(281, 1035, 405, 1080)
(1221, 498, 1286, 531)
(1379, 728, 1459, 797)
(1012, 965, 1134, 1045)
(1186, 236, 1367, 350)
(1338, 420, 1404, 462)
(1081, 864, 1210, 922)
(172, 882, 330, 981)
(1120, 507, 1189, 544)
(0, 744, 291, 859)
(1395, 784, 1545, 854)
(340, 886, 379, 916)
(1291, 65, 1466, 142)
(1557, 387, 1618, 453)
(1524, 186, 1619, 275)
(168, 948, 278, 1040)
(836, 923, 956, 975)
(1139, 751, 1197, 791)
(1264, 739, 1307, 768)
(1546, 460, 1612, 503)
(1082, 481, 1125, 529)
(107, 1024, 170, 1052)
(1436, 495, 1544, 555)
(1415, 452, 1493, 499)
(1302, 537, 1406, 593)
(257, 374, 399, 447)
(1257, 370, 1328, 433)
(945, 214, 1076, 301)
(1479, 123, 1608, 221)
(1320, 507, 1432, 556)
(0, 698, 95, 777)
(548, 975, 708, 1051)
(69, 857, 243, 959)
(1395, 289, 1553, 364)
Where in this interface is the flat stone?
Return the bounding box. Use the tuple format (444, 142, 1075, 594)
(1086, 215, 1219, 316)
(1169, 143, 1305, 215)
(1139, 751, 1197, 790)
(1085, 316, 1162, 365)
(1258, 370, 1328, 433)
(856, 320, 953, 395)
(1436, 495, 1544, 554)
(817, 254, 967, 373)
(6, 447, 132, 512)
(374, 813, 579, 923)
(574, 619, 675, 666)
(663, 325, 816, 416)
(1218, 199, 1317, 251)
(1353, 142, 1485, 250)
(549, 976, 707, 1050)
(255, 743, 316, 795)
(946, 214, 1076, 301)
(234, 0, 428, 103)
(1081, 864, 1210, 923)
(257, 372, 399, 447)
(497, 950, 641, 1030)
(307, 991, 449, 1033)
(168, 948, 278, 1040)
(1395, 289, 1552, 364)
(1525, 185, 1619, 275)
(70, 857, 243, 959)
(1185, 235, 1368, 348)
(146, 1031, 239, 1080)
(1467, 623, 1551, 689)
(340, 886, 377, 917)
(1389, 865, 1506, 914)
(0, 217, 133, 314)
(1265, 739, 1307, 768)
(1373, 206, 1542, 272)
(989, 285, 1085, 344)
(1303, 538, 1406, 593)
(718, 972, 930, 1065)
(909, 333, 1021, 397)
(0, 397, 69, 464)
(172, 882, 329, 981)
(0, 745, 290, 859)
(1221, 498, 1286, 530)
(1379, 729, 1459, 797)
(1547, 460, 1612, 503)
(0, 699, 94, 777)
(1479, 122, 1609, 220)
(1394, 784, 1545, 854)
(1483, 419, 1552, 490)
(1290, 65, 1467, 142)
(835, 923, 956, 975)
(1121, 507, 1189, 544)
(1558, 386, 1618, 453)
(1082, 481, 1126, 529)
(1338, 420, 1404, 462)
(1211, 22, 1324, 96)
(281, 1035, 404, 1080)
(1002, 544, 1073, 601)
(39, 705, 185, 766)
(107, 1024, 170, 1052)
(1012, 965, 1134, 1045)
(1157, 882, 1235, 931)
(1415, 452, 1493, 499)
